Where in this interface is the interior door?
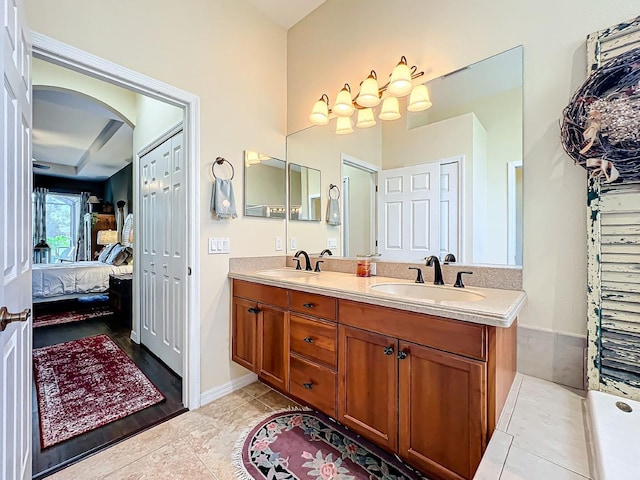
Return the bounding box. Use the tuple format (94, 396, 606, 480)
(1, 0, 33, 478)
(140, 131, 185, 376)
(440, 161, 460, 260)
(378, 163, 440, 262)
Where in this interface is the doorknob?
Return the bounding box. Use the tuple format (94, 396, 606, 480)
(0, 307, 31, 332)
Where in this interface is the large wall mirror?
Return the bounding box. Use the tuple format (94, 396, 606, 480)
(244, 150, 286, 218)
(286, 46, 523, 266)
(289, 163, 321, 221)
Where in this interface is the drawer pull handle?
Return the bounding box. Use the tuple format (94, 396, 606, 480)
(397, 350, 408, 360)
(303, 337, 314, 343)
(302, 303, 315, 308)
(383, 346, 394, 356)
(247, 307, 260, 314)
(303, 382, 313, 390)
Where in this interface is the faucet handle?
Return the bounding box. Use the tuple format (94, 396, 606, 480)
(292, 258, 301, 270)
(454, 271, 473, 288)
(408, 267, 424, 284)
(314, 260, 324, 272)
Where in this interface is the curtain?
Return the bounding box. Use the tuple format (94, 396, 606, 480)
(32, 187, 48, 247)
(75, 191, 90, 261)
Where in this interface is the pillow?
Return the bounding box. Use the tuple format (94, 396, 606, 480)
(105, 244, 126, 265)
(123, 247, 134, 264)
(97, 243, 118, 263)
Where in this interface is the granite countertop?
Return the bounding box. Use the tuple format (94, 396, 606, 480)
(229, 269, 526, 328)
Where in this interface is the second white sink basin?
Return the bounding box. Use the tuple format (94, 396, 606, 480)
(255, 268, 319, 279)
(370, 283, 485, 302)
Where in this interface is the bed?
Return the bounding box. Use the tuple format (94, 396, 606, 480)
(32, 261, 133, 300)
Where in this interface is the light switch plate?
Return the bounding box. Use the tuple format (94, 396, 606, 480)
(208, 237, 230, 254)
(327, 238, 338, 249)
(290, 237, 297, 250)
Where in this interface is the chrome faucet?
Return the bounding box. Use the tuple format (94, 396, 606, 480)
(425, 255, 444, 285)
(294, 250, 313, 271)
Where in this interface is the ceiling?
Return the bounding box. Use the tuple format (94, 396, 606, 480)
(247, 0, 326, 29)
(33, 88, 134, 181)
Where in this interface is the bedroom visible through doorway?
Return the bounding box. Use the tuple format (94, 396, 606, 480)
(30, 38, 195, 479)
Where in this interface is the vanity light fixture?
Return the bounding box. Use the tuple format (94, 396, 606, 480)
(244, 150, 271, 167)
(308, 56, 431, 133)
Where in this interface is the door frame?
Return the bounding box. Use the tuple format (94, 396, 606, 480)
(32, 32, 202, 410)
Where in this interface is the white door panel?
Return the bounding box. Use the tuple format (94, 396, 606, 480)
(140, 131, 184, 375)
(440, 161, 460, 260)
(1, 0, 32, 478)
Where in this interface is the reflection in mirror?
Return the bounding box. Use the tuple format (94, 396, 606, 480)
(243, 150, 286, 219)
(286, 46, 523, 265)
(289, 163, 321, 221)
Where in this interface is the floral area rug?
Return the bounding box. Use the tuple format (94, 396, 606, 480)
(33, 305, 114, 328)
(234, 410, 425, 479)
(33, 334, 165, 448)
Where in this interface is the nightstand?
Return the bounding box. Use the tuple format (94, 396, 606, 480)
(109, 273, 133, 327)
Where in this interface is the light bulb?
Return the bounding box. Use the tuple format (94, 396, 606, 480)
(379, 97, 401, 121)
(408, 84, 432, 112)
(333, 84, 354, 117)
(356, 71, 380, 108)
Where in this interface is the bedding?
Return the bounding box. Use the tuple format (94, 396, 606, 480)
(32, 261, 132, 299)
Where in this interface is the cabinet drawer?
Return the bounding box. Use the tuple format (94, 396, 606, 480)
(339, 299, 487, 361)
(291, 291, 336, 321)
(290, 315, 337, 369)
(233, 280, 289, 309)
(290, 355, 336, 418)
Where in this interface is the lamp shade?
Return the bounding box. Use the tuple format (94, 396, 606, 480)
(388, 57, 413, 97)
(356, 108, 376, 128)
(379, 97, 401, 121)
(408, 84, 432, 112)
(87, 195, 100, 204)
(335, 116, 353, 135)
(356, 71, 381, 108)
(309, 95, 330, 125)
(96, 229, 118, 245)
(333, 84, 354, 117)
(245, 150, 261, 167)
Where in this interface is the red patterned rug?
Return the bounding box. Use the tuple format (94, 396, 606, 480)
(33, 334, 165, 448)
(234, 410, 425, 479)
(33, 305, 114, 328)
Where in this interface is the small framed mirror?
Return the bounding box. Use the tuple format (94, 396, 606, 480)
(244, 150, 286, 218)
(289, 163, 321, 221)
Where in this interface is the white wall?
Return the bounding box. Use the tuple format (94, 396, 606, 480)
(25, 0, 288, 394)
(133, 95, 184, 153)
(288, 0, 640, 336)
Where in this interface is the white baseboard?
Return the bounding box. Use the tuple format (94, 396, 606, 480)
(200, 372, 259, 406)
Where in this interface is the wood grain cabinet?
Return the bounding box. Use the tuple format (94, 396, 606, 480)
(231, 279, 516, 480)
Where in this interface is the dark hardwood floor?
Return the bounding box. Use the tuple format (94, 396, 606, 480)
(32, 309, 186, 479)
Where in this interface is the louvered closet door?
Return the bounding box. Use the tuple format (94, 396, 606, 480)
(586, 17, 640, 399)
(140, 131, 185, 376)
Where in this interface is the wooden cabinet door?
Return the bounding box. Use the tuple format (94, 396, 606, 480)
(338, 325, 398, 451)
(399, 342, 486, 480)
(231, 297, 258, 372)
(258, 304, 289, 391)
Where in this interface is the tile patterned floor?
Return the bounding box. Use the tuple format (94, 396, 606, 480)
(49, 374, 593, 480)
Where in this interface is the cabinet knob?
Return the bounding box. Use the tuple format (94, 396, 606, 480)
(302, 303, 315, 309)
(247, 307, 260, 314)
(303, 337, 314, 343)
(303, 382, 313, 390)
(383, 346, 394, 356)
(397, 350, 408, 360)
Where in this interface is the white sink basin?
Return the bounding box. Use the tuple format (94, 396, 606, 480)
(255, 268, 319, 279)
(370, 283, 485, 302)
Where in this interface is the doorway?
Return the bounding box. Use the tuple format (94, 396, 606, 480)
(30, 33, 201, 477)
(341, 154, 378, 257)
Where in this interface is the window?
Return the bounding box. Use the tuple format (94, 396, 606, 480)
(44, 193, 82, 262)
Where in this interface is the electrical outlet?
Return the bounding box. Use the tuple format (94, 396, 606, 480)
(275, 236, 283, 251)
(327, 238, 338, 248)
(290, 237, 297, 250)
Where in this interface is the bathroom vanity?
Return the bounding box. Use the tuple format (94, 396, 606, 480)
(229, 270, 525, 480)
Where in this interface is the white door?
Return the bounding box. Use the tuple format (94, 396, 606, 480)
(378, 163, 440, 262)
(440, 161, 460, 261)
(1, 0, 32, 478)
(140, 131, 185, 375)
